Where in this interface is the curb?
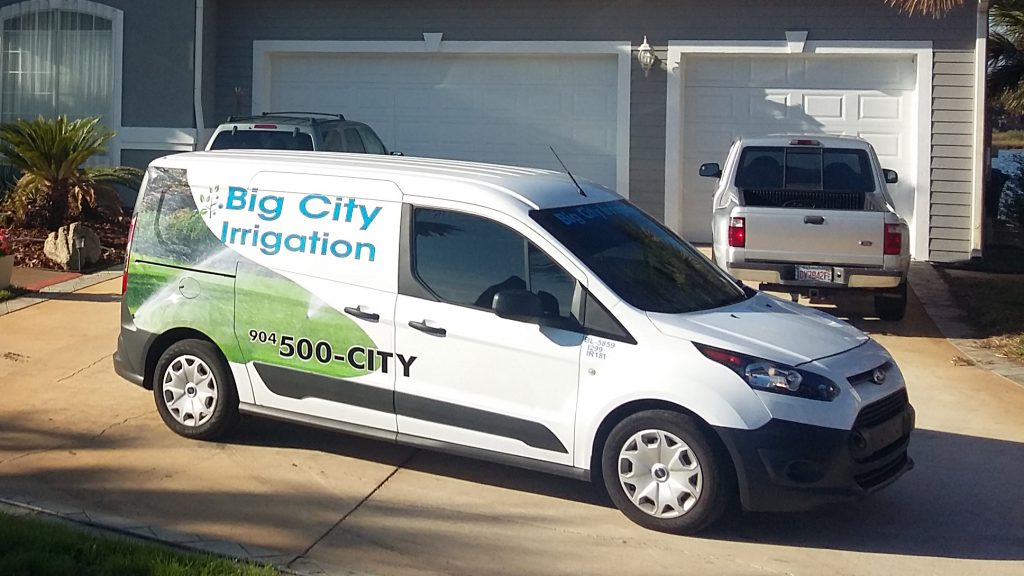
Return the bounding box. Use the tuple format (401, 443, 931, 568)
(0, 267, 123, 317)
(0, 497, 370, 576)
(909, 261, 1024, 389)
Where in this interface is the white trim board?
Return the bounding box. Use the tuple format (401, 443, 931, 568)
(117, 127, 196, 152)
(664, 40, 934, 260)
(252, 40, 632, 197)
(971, 2, 989, 258)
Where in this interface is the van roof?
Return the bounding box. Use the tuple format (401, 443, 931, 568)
(152, 150, 620, 211)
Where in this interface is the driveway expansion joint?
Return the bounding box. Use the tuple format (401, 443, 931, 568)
(292, 449, 420, 567)
(58, 352, 114, 382)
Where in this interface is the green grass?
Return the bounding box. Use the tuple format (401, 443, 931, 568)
(993, 130, 1024, 150)
(0, 285, 28, 302)
(0, 513, 278, 576)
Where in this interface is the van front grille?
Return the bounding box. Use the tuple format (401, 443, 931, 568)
(854, 388, 909, 429)
(742, 188, 866, 210)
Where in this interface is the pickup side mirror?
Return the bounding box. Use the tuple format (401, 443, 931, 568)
(492, 289, 544, 322)
(883, 169, 899, 184)
(699, 163, 722, 179)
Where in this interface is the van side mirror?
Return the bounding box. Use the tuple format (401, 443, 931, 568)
(883, 169, 899, 184)
(492, 289, 544, 322)
(699, 163, 722, 179)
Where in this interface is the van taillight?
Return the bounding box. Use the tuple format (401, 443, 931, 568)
(883, 224, 902, 255)
(253, 124, 277, 129)
(728, 217, 746, 247)
(122, 214, 137, 295)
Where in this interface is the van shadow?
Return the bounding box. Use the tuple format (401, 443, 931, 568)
(18, 291, 121, 304)
(229, 419, 1024, 560)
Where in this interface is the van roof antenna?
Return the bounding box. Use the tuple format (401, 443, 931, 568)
(550, 146, 586, 197)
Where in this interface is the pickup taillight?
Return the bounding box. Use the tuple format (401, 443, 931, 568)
(728, 217, 746, 248)
(883, 224, 902, 255)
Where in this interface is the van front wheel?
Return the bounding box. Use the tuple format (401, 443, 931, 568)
(153, 339, 238, 440)
(601, 410, 731, 534)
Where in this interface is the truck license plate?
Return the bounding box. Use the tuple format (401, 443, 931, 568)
(796, 265, 833, 283)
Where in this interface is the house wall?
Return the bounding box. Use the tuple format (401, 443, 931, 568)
(213, 0, 977, 258)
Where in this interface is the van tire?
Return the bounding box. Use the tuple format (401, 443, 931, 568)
(601, 410, 731, 534)
(874, 282, 908, 322)
(153, 339, 238, 441)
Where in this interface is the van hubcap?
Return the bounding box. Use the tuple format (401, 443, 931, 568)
(162, 355, 217, 427)
(617, 429, 703, 518)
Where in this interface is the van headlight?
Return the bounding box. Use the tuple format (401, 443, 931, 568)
(695, 343, 841, 402)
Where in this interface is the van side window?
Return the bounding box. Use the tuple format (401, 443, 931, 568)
(412, 208, 579, 322)
(583, 292, 635, 344)
(132, 166, 227, 270)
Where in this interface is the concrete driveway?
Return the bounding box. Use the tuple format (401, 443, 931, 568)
(1, 278, 1022, 576)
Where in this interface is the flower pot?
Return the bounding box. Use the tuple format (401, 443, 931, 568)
(0, 255, 12, 289)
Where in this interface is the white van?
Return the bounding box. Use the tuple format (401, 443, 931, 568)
(114, 150, 915, 534)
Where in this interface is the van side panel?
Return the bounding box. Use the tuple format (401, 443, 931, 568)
(124, 167, 246, 371)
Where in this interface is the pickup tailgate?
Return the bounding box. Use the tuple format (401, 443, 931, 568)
(741, 207, 885, 267)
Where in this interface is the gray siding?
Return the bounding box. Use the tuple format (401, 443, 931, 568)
(930, 50, 976, 262)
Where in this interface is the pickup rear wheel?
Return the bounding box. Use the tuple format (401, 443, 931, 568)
(601, 410, 731, 534)
(875, 282, 908, 322)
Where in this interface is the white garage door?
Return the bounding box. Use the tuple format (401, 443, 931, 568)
(681, 54, 918, 241)
(267, 53, 619, 189)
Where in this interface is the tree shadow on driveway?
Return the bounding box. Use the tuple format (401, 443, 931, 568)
(227, 418, 1024, 561)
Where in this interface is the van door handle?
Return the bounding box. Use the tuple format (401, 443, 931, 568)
(803, 215, 825, 225)
(408, 320, 446, 337)
(344, 306, 380, 322)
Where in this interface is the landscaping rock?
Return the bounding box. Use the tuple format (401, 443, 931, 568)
(43, 223, 103, 271)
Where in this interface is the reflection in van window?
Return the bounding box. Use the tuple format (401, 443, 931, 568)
(531, 201, 746, 314)
(413, 209, 577, 320)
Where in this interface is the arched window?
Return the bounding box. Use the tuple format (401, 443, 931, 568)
(0, 0, 121, 127)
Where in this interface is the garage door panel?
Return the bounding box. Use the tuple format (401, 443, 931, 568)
(268, 53, 618, 188)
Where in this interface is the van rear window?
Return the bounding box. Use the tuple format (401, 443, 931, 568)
(735, 146, 875, 193)
(209, 130, 314, 151)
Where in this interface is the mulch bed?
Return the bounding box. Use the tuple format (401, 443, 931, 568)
(7, 217, 130, 272)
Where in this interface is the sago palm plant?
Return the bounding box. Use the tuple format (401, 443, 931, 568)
(0, 115, 142, 230)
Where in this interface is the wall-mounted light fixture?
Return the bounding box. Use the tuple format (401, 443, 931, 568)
(637, 36, 656, 77)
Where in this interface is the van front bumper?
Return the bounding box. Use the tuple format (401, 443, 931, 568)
(714, 401, 914, 512)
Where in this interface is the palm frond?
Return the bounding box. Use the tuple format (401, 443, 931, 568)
(884, 0, 966, 17)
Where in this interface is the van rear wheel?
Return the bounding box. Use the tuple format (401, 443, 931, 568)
(153, 339, 238, 440)
(601, 410, 731, 534)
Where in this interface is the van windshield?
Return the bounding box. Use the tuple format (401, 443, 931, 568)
(531, 201, 747, 314)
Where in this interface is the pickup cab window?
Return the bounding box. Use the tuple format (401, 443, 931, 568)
(736, 146, 875, 193)
(531, 201, 747, 314)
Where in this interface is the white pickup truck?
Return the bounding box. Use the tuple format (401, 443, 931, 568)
(701, 135, 910, 321)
